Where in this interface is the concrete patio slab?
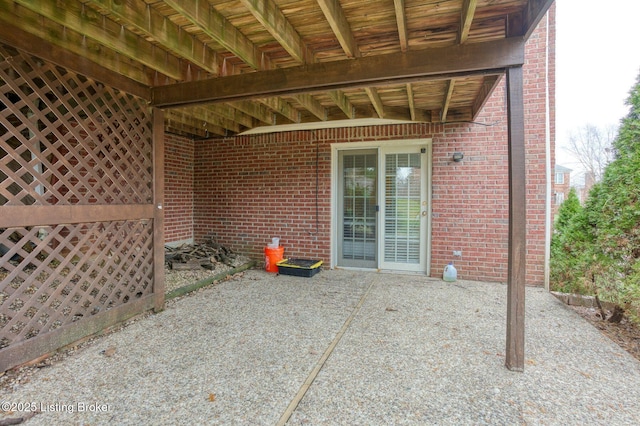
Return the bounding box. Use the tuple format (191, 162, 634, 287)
(1, 269, 638, 425)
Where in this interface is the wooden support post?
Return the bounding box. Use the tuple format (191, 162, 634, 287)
(152, 108, 166, 312)
(505, 66, 526, 371)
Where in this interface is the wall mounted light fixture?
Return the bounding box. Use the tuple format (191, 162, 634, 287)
(452, 152, 464, 162)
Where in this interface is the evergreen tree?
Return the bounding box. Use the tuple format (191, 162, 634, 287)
(554, 187, 581, 232)
(550, 187, 592, 294)
(590, 72, 640, 321)
(551, 71, 640, 323)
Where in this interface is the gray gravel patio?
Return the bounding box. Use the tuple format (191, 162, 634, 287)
(1, 268, 639, 425)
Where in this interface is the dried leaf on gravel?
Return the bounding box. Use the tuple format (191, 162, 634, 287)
(570, 306, 640, 362)
(102, 346, 116, 357)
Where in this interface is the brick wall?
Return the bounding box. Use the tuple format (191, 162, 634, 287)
(524, 3, 556, 283)
(164, 133, 195, 245)
(192, 131, 332, 260)
(164, 9, 555, 285)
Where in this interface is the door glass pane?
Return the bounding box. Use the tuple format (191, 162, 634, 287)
(342, 153, 376, 261)
(384, 153, 421, 264)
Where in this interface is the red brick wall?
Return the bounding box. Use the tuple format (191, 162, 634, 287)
(189, 119, 519, 283)
(524, 3, 556, 283)
(164, 133, 194, 245)
(193, 132, 332, 260)
(164, 9, 555, 285)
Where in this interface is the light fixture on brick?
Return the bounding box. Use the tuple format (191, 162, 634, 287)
(452, 152, 464, 162)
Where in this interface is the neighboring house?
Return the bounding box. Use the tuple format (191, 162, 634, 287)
(553, 165, 572, 215)
(575, 171, 596, 203)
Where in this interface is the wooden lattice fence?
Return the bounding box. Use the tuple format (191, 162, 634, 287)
(0, 44, 164, 372)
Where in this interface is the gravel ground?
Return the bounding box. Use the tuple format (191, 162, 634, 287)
(164, 254, 253, 294)
(1, 269, 639, 425)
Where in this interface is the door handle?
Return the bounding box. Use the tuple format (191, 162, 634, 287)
(421, 211, 427, 217)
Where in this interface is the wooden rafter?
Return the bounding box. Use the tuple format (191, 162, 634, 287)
(393, 0, 408, 52)
(471, 75, 502, 119)
(152, 38, 524, 108)
(316, 0, 360, 58)
(180, 106, 243, 133)
(459, 0, 478, 44)
(508, 0, 555, 39)
(164, 0, 325, 130)
(0, 19, 149, 98)
(240, 0, 307, 64)
(259, 98, 301, 124)
(166, 109, 227, 137)
(365, 87, 385, 119)
(203, 105, 256, 129)
(13, 0, 187, 81)
(294, 94, 327, 121)
(522, 0, 555, 39)
(241, 1, 364, 124)
(0, 3, 154, 87)
(328, 90, 355, 119)
(164, 0, 268, 71)
(441, 79, 456, 122)
(84, 0, 220, 76)
(230, 101, 275, 125)
(406, 84, 416, 121)
(0, 0, 552, 138)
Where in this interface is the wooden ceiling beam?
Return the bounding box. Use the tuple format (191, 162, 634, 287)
(441, 79, 456, 122)
(13, 0, 186, 81)
(259, 98, 301, 124)
(441, 106, 473, 122)
(459, 0, 478, 44)
(239, 0, 307, 64)
(163, 1, 312, 127)
(240, 1, 365, 122)
(0, 19, 150, 99)
(508, 0, 554, 39)
(353, 105, 427, 122)
(165, 110, 228, 137)
(316, 0, 360, 58)
(151, 38, 523, 108)
(328, 90, 355, 119)
(84, 0, 219, 76)
(165, 124, 208, 139)
(406, 83, 416, 121)
(364, 87, 385, 119)
(471, 74, 502, 120)
(229, 100, 274, 125)
(164, 0, 268, 71)
(201, 104, 256, 128)
(522, 0, 555, 39)
(294, 94, 327, 121)
(393, 0, 408, 52)
(177, 106, 243, 133)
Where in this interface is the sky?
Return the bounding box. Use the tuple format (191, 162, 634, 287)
(555, 0, 640, 171)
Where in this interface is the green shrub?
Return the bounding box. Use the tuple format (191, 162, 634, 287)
(550, 72, 640, 324)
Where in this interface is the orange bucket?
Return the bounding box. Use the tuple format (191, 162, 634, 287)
(264, 246, 284, 273)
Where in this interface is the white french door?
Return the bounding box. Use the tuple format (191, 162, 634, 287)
(335, 142, 430, 273)
(337, 150, 378, 268)
(378, 146, 429, 272)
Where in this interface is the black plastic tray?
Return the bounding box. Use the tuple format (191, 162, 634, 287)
(276, 258, 323, 277)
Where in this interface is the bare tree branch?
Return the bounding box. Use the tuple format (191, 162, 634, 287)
(565, 124, 616, 182)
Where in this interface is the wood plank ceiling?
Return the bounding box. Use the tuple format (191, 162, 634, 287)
(0, 0, 552, 138)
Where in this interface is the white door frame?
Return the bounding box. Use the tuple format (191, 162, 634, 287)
(330, 139, 432, 274)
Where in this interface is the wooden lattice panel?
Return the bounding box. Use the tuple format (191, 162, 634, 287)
(0, 45, 152, 207)
(0, 44, 161, 371)
(0, 220, 154, 350)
